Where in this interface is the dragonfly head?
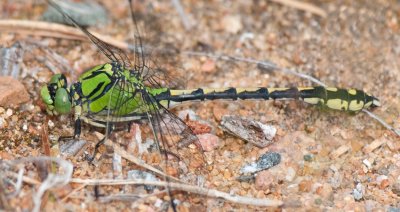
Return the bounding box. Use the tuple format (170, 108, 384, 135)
(40, 74, 72, 115)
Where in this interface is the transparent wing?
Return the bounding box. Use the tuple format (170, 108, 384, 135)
(48, 0, 133, 69)
(140, 91, 207, 180)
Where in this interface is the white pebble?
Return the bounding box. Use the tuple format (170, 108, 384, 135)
(5, 109, 13, 118)
(0, 117, 5, 129)
(285, 167, 296, 182)
(260, 124, 277, 141)
(48, 120, 55, 128)
(353, 183, 364, 200)
(22, 123, 28, 131)
(376, 175, 388, 184)
(362, 159, 372, 170)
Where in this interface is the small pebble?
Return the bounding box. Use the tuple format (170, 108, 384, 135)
(362, 159, 373, 170)
(353, 183, 364, 201)
(316, 183, 333, 199)
(0, 117, 5, 129)
(240, 152, 281, 174)
(0, 77, 29, 107)
(285, 167, 296, 182)
(127, 170, 159, 192)
(221, 115, 276, 148)
(255, 171, 274, 190)
(303, 154, 314, 162)
(299, 180, 312, 192)
(200, 60, 216, 72)
(22, 123, 28, 131)
(221, 15, 242, 34)
(59, 139, 87, 156)
(197, 133, 219, 152)
(5, 109, 13, 118)
(391, 183, 400, 196)
(388, 207, 400, 212)
(376, 175, 388, 184)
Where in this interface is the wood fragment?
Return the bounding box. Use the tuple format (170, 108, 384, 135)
(363, 137, 387, 153)
(269, 0, 327, 18)
(330, 145, 351, 159)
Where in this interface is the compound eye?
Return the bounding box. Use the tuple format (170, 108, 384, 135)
(49, 74, 68, 88)
(54, 88, 71, 114)
(40, 86, 53, 105)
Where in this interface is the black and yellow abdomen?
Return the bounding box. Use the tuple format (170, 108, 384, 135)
(155, 86, 380, 112)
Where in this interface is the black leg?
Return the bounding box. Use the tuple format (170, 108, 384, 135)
(87, 123, 113, 163)
(58, 118, 81, 142)
(74, 118, 81, 139)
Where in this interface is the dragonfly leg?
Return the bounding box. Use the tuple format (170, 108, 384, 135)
(58, 118, 81, 141)
(87, 123, 113, 163)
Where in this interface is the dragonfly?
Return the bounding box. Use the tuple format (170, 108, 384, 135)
(40, 0, 381, 210)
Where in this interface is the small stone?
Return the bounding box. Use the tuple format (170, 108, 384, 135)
(22, 123, 28, 131)
(376, 175, 388, 184)
(362, 159, 373, 170)
(316, 183, 333, 199)
(221, 115, 276, 148)
(0, 77, 29, 107)
(48, 120, 55, 129)
(221, 15, 242, 34)
(353, 183, 364, 201)
(388, 207, 400, 212)
(380, 179, 390, 189)
(303, 154, 314, 162)
(127, 170, 159, 192)
(391, 183, 400, 196)
(299, 180, 312, 192)
(5, 109, 13, 118)
(375, 175, 389, 189)
(240, 152, 281, 174)
(197, 133, 219, 152)
(223, 169, 232, 179)
(59, 139, 87, 156)
(0, 117, 5, 129)
(255, 171, 274, 190)
(285, 167, 296, 182)
(200, 60, 216, 72)
(241, 182, 251, 189)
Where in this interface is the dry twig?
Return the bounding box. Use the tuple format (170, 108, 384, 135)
(269, 0, 327, 18)
(71, 178, 284, 207)
(0, 20, 129, 50)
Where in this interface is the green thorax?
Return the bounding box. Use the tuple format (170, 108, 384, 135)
(72, 63, 168, 116)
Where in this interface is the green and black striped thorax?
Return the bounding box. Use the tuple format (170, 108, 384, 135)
(69, 63, 152, 116)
